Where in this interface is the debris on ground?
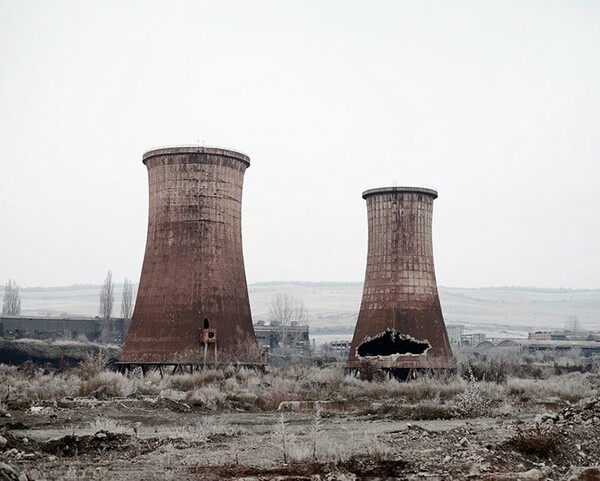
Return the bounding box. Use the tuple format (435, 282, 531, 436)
(2, 392, 600, 480)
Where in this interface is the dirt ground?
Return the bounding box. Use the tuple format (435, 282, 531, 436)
(2, 393, 600, 481)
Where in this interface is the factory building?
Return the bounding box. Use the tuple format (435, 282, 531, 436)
(253, 321, 310, 353)
(0, 315, 126, 343)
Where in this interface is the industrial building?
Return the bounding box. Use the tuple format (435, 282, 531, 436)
(321, 340, 352, 360)
(528, 330, 600, 342)
(470, 338, 600, 357)
(121, 147, 263, 368)
(253, 321, 310, 353)
(347, 186, 454, 377)
(461, 332, 487, 347)
(446, 324, 464, 348)
(0, 315, 127, 343)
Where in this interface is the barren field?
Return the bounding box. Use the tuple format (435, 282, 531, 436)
(1, 354, 600, 481)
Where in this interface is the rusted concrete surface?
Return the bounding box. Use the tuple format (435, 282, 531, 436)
(347, 187, 454, 371)
(121, 147, 260, 364)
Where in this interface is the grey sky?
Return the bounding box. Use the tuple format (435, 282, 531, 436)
(1, 1, 599, 289)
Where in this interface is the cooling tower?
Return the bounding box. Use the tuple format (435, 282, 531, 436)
(121, 146, 261, 365)
(347, 187, 454, 374)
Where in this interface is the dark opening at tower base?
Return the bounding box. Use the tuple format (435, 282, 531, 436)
(356, 328, 430, 357)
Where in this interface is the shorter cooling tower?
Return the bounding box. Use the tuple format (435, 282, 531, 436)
(347, 187, 454, 375)
(121, 146, 262, 366)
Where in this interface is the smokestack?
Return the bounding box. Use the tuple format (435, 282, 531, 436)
(121, 147, 261, 365)
(347, 187, 454, 376)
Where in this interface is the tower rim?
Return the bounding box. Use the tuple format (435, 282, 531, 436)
(362, 186, 437, 199)
(142, 146, 250, 167)
(362, 186, 438, 199)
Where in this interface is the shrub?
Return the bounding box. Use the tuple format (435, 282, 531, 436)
(356, 360, 386, 382)
(507, 425, 560, 458)
(272, 412, 293, 464)
(79, 371, 135, 399)
(373, 401, 456, 420)
(88, 416, 128, 433)
(453, 371, 491, 417)
(168, 369, 226, 391)
(399, 374, 464, 402)
(460, 358, 509, 383)
(186, 386, 227, 410)
(408, 402, 456, 420)
(76, 352, 108, 379)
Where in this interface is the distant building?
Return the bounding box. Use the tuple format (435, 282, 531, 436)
(328, 340, 352, 351)
(323, 340, 352, 360)
(521, 340, 600, 357)
(527, 329, 600, 342)
(529, 331, 551, 341)
(461, 332, 486, 346)
(0, 315, 127, 343)
(253, 322, 310, 353)
(446, 324, 464, 347)
(468, 337, 600, 358)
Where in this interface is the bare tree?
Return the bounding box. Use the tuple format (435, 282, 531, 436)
(2, 279, 21, 316)
(121, 277, 134, 319)
(268, 292, 307, 326)
(268, 293, 309, 352)
(565, 316, 583, 333)
(99, 270, 114, 319)
(121, 277, 134, 338)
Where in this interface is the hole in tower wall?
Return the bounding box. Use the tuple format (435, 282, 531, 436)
(357, 328, 430, 357)
(204, 318, 210, 329)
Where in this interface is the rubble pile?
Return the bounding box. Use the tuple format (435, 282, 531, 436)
(526, 397, 600, 472)
(41, 431, 134, 457)
(0, 432, 41, 463)
(0, 429, 162, 466)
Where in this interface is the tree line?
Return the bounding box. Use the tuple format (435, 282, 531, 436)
(1, 273, 134, 320)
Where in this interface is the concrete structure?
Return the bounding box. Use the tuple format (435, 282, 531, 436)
(528, 330, 600, 342)
(529, 331, 552, 341)
(253, 322, 310, 353)
(461, 332, 487, 346)
(322, 340, 352, 360)
(473, 338, 600, 357)
(446, 324, 464, 348)
(327, 340, 352, 352)
(121, 147, 261, 366)
(0, 316, 127, 343)
(347, 186, 454, 375)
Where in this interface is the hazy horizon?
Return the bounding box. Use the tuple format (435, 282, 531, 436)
(3, 283, 599, 341)
(3, 280, 600, 292)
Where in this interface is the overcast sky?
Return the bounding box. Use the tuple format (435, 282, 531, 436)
(1, 1, 599, 289)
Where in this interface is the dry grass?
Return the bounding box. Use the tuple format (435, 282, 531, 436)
(79, 371, 136, 399)
(370, 401, 456, 420)
(0, 358, 599, 414)
(76, 352, 109, 379)
(270, 411, 393, 465)
(88, 416, 129, 434)
(505, 372, 599, 402)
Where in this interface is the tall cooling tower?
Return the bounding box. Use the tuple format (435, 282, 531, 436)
(121, 146, 261, 365)
(347, 187, 454, 375)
